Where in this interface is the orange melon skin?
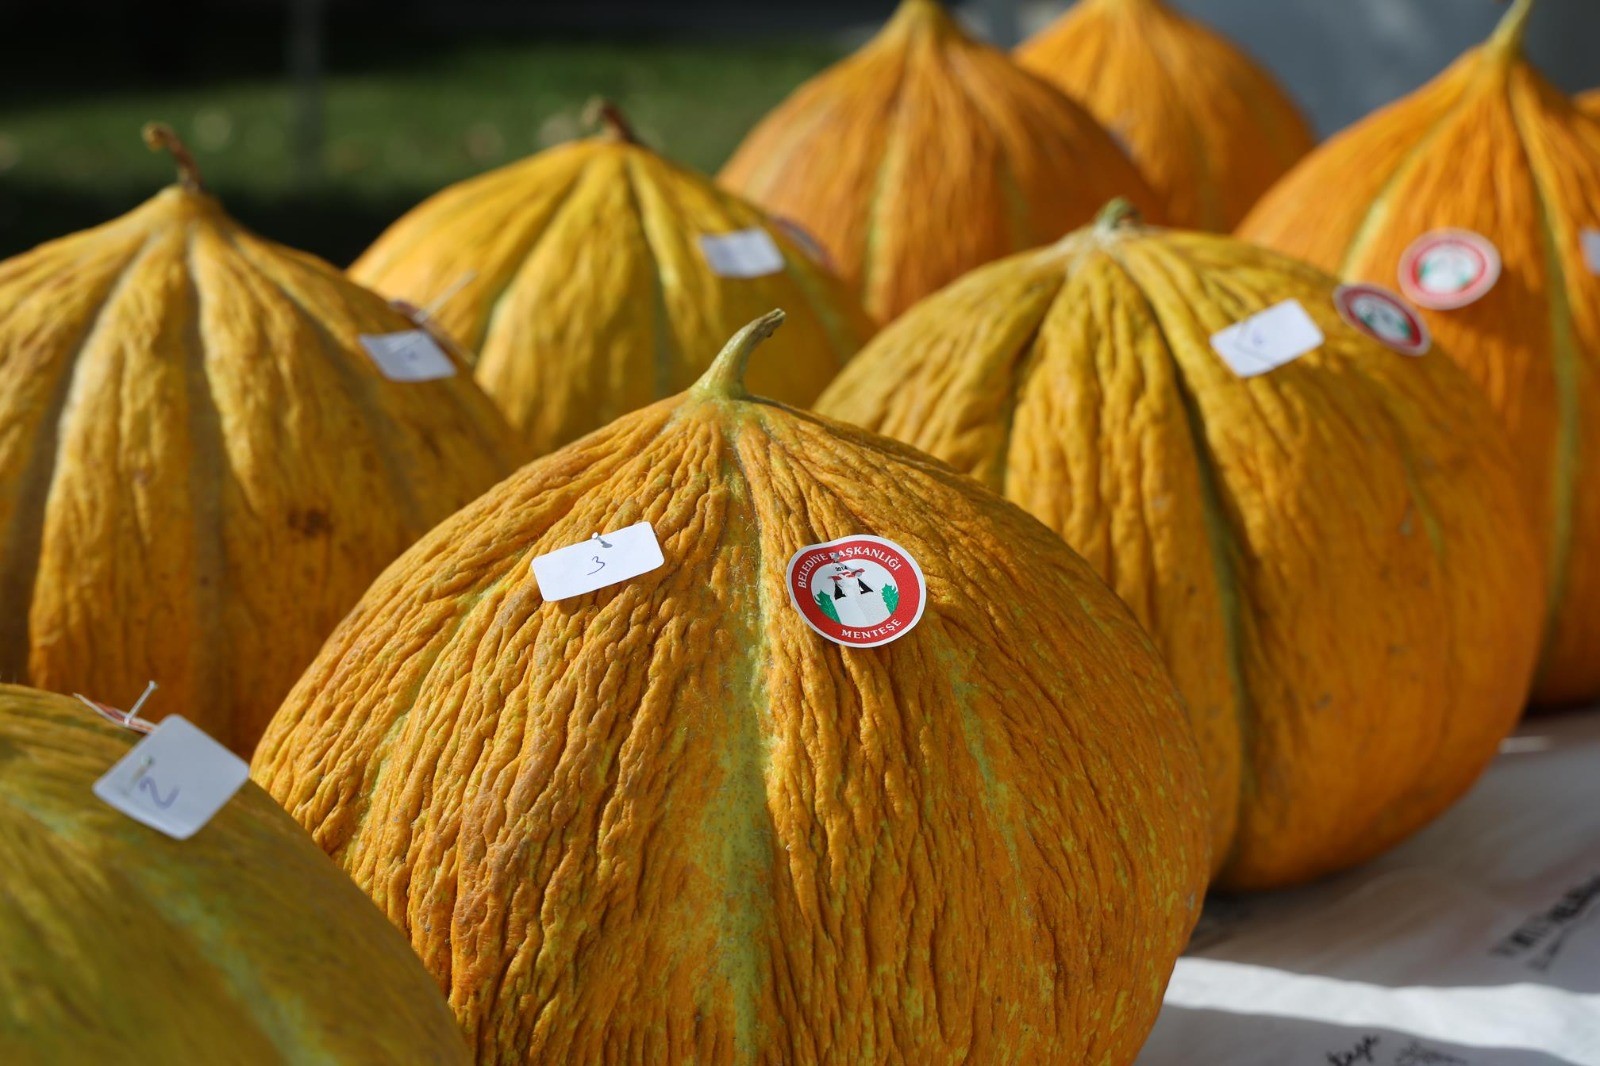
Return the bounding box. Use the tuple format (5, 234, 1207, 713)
(817, 213, 1544, 891)
(1016, 0, 1315, 232)
(0, 180, 522, 755)
(253, 314, 1210, 1064)
(352, 112, 873, 459)
(718, 0, 1161, 324)
(1239, 1, 1600, 706)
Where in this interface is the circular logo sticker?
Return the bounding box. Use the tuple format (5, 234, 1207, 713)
(785, 535, 926, 648)
(1398, 229, 1502, 311)
(1334, 284, 1432, 356)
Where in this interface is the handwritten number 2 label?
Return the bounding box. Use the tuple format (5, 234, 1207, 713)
(530, 522, 665, 601)
(92, 716, 249, 840)
(140, 777, 179, 809)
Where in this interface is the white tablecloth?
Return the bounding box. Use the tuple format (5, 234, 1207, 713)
(1139, 710, 1600, 1066)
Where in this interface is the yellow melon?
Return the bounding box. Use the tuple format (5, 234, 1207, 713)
(352, 103, 872, 457)
(0, 125, 521, 754)
(0, 683, 469, 1063)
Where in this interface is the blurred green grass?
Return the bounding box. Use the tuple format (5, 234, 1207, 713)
(0, 38, 841, 266)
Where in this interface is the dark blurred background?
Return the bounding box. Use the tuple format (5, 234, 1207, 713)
(1, 0, 1596, 265)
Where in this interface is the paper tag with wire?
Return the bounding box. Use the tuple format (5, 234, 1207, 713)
(773, 217, 834, 271)
(391, 270, 476, 348)
(92, 716, 249, 840)
(75, 680, 160, 735)
(390, 270, 476, 326)
(530, 522, 664, 601)
(358, 329, 457, 382)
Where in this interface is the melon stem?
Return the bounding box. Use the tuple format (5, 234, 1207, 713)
(1094, 198, 1144, 232)
(142, 122, 205, 194)
(584, 98, 640, 145)
(1489, 0, 1537, 57)
(885, 0, 953, 39)
(693, 310, 787, 400)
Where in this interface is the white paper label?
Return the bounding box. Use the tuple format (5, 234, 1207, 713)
(698, 229, 786, 279)
(1310, 1032, 1489, 1066)
(1485, 866, 1600, 976)
(1139, 710, 1600, 1066)
(530, 522, 664, 602)
(93, 716, 249, 840)
(1582, 229, 1600, 276)
(1209, 299, 1325, 378)
(358, 330, 457, 382)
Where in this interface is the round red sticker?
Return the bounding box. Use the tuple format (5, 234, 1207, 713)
(785, 535, 926, 648)
(1334, 284, 1432, 356)
(1398, 229, 1501, 311)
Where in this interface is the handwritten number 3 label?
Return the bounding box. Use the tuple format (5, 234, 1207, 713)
(530, 522, 665, 601)
(92, 716, 249, 840)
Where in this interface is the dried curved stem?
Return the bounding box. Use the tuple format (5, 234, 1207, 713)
(142, 122, 206, 193)
(583, 98, 640, 145)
